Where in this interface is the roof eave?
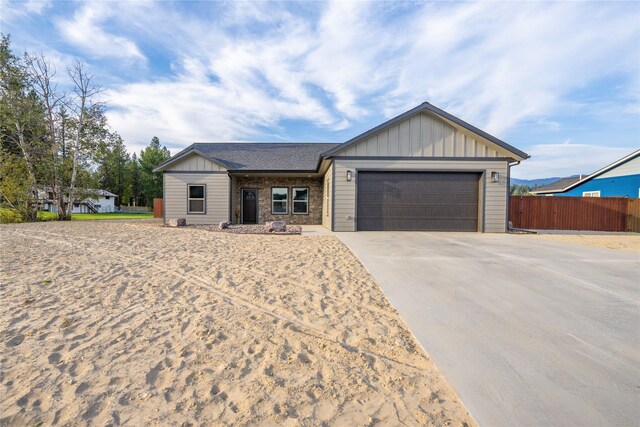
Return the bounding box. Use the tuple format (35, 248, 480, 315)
(228, 169, 319, 174)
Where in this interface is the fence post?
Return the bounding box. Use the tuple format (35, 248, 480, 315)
(153, 198, 163, 219)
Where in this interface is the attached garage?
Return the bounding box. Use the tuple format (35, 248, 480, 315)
(324, 103, 529, 233)
(357, 171, 480, 231)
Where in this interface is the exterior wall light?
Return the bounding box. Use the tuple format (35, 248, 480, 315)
(346, 170, 353, 181)
(491, 171, 500, 182)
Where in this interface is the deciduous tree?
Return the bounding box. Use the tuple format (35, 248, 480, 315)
(0, 34, 46, 221)
(65, 60, 102, 217)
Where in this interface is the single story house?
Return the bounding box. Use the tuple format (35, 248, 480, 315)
(155, 102, 529, 232)
(530, 150, 640, 198)
(39, 189, 117, 213)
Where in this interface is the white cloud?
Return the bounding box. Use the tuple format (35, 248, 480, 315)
(103, 1, 638, 152)
(1, 0, 51, 21)
(390, 2, 640, 136)
(11, 0, 635, 168)
(511, 142, 633, 180)
(105, 69, 341, 155)
(55, 2, 146, 62)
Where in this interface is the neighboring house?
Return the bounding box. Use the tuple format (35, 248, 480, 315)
(154, 102, 529, 232)
(39, 189, 117, 213)
(528, 176, 586, 195)
(530, 150, 640, 198)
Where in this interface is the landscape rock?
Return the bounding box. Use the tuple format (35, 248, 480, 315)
(219, 221, 230, 230)
(167, 218, 187, 227)
(191, 224, 302, 234)
(265, 221, 286, 232)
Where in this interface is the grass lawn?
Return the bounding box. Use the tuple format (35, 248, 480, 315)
(1, 208, 153, 223)
(43, 211, 154, 221)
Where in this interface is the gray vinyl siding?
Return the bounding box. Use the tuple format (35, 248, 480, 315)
(322, 162, 333, 230)
(335, 112, 514, 159)
(333, 159, 509, 232)
(165, 153, 226, 172)
(163, 173, 230, 224)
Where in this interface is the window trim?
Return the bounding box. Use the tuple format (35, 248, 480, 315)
(292, 187, 309, 215)
(271, 187, 289, 215)
(582, 190, 601, 198)
(187, 184, 206, 214)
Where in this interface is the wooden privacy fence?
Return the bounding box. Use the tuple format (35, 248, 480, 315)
(509, 196, 640, 232)
(153, 198, 163, 219)
(628, 198, 640, 232)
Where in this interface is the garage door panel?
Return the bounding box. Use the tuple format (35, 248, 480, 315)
(357, 172, 480, 231)
(361, 193, 476, 205)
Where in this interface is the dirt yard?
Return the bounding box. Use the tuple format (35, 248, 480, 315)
(524, 233, 640, 253)
(0, 221, 474, 426)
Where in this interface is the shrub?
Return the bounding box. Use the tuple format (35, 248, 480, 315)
(0, 208, 23, 223)
(37, 211, 58, 221)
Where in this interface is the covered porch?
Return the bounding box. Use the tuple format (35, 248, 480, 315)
(230, 173, 325, 225)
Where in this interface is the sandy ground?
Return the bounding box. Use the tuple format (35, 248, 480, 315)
(523, 233, 640, 253)
(0, 221, 474, 426)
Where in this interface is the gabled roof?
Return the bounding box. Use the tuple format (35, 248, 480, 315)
(155, 101, 529, 173)
(529, 176, 585, 194)
(322, 102, 530, 160)
(155, 142, 340, 172)
(531, 149, 640, 194)
(94, 189, 118, 197)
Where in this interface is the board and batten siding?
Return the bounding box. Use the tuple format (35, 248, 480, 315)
(322, 162, 333, 230)
(165, 153, 226, 172)
(163, 173, 230, 224)
(332, 159, 509, 232)
(336, 112, 514, 159)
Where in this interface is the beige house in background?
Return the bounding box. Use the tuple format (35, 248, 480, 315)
(154, 102, 529, 232)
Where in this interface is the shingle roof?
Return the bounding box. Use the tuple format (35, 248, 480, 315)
(168, 142, 341, 171)
(531, 176, 585, 193)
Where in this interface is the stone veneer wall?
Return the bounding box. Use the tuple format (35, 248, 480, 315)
(232, 176, 323, 225)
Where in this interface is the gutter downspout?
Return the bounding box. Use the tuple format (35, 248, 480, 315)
(507, 160, 520, 232)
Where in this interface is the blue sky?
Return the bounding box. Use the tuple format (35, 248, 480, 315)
(2, 0, 639, 179)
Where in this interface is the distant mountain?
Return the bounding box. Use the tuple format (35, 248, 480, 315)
(510, 176, 581, 187)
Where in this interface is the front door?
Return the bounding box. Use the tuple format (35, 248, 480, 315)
(242, 189, 258, 224)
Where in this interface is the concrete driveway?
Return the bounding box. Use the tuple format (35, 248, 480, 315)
(337, 232, 640, 427)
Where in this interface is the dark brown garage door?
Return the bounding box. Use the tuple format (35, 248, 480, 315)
(357, 172, 480, 231)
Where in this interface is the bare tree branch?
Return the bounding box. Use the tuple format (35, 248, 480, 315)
(65, 59, 103, 217)
(24, 52, 71, 218)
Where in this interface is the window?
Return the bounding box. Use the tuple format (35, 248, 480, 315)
(583, 191, 600, 197)
(292, 187, 309, 214)
(188, 184, 206, 213)
(272, 187, 288, 214)
(105, 196, 110, 200)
